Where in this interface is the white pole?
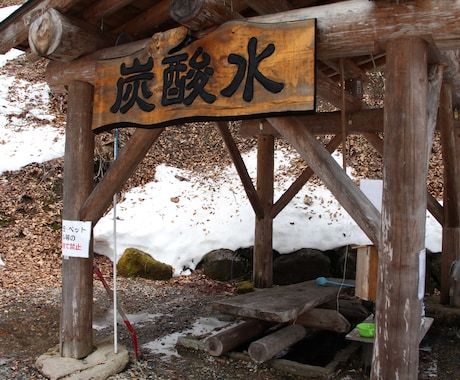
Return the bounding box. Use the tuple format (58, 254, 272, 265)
(113, 130, 119, 354)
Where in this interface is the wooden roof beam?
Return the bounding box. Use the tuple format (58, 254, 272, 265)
(240, 109, 383, 138)
(82, 0, 136, 23)
(243, 0, 292, 15)
(113, 0, 171, 38)
(170, 0, 243, 34)
(28, 8, 116, 61)
(251, 0, 460, 59)
(0, 0, 82, 54)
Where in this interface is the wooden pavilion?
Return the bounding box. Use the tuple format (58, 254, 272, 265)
(1, 0, 460, 378)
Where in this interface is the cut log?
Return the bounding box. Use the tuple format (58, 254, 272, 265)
(248, 324, 307, 363)
(28, 8, 115, 61)
(205, 319, 272, 356)
(170, 0, 242, 32)
(294, 308, 350, 333)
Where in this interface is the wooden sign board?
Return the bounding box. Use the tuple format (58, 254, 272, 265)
(92, 19, 316, 132)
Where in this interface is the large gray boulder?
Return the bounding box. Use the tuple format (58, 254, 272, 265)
(197, 248, 251, 281)
(273, 248, 330, 285)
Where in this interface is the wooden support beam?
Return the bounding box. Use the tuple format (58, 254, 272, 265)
(61, 81, 94, 359)
(268, 116, 381, 248)
(248, 324, 308, 363)
(80, 128, 164, 225)
(271, 134, 342, 219)
(205, 319, 272, 356)
(28, 8, 116, 61)
(295, 308, 350, 333)
(217, 122, 264, 219)
(372, 37, 428, 380)
(170, 0, 242, 33)
(253, 134, 275, 288)
(241, 109, 383, 138)
(317, 71, 363, 112)
(439, 83, 460, 306)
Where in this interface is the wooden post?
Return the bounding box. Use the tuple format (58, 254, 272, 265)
(253, 134, 274, 288)
(439, 83, 460, 306)
(61, 81, 95, 358)
(372, 38, 428, 379)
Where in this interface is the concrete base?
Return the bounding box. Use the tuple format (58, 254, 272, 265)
(35, 342, 129, 380)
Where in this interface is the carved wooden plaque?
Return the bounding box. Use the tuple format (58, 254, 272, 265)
(93, 19, 315, 132)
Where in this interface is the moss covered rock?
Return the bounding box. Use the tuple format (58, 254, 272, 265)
(117, 248, 173, 280)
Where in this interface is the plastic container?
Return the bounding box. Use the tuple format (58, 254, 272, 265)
(357, 322, 375, 338)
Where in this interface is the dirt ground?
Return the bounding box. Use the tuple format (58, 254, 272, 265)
(1, 258, 459, 380)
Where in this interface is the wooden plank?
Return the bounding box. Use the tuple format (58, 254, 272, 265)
(295, 308, 350, 333)
(80, 127, 164, 225)
(61, 81, 94, 359)
(372, 37, 428, 380)
(244, 0, 292, 15)
(346, 316, 434, 345)
(268, 116, 381, 248)
(82, 0, 136, 22)
(355, 245, 378, 301)
(254, 134, 275, 288)
(213, 279, 352, 322)
(92, 19, 315, 131)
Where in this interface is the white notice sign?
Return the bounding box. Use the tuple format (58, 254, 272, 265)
(62, 220, 92, 258)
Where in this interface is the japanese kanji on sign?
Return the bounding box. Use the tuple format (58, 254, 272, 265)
(92, 19, 316, 132)
(62, 220, 92, 258)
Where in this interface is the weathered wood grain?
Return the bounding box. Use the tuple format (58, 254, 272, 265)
(213, 279, 352, 322)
